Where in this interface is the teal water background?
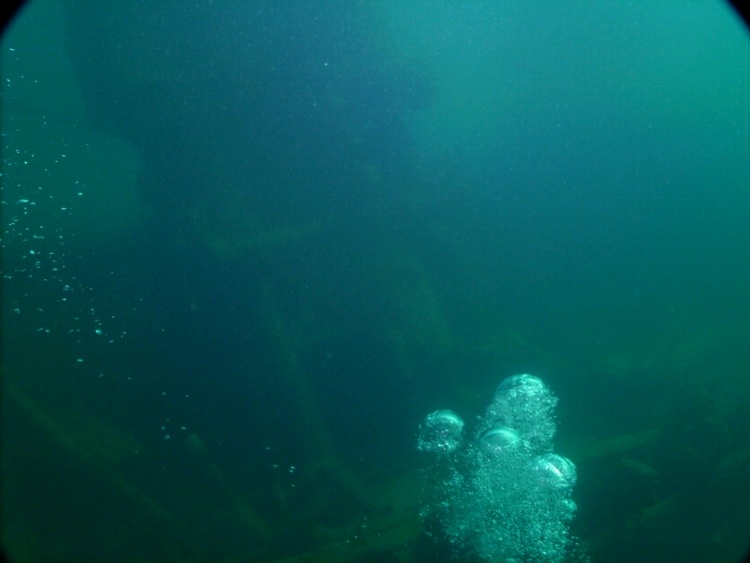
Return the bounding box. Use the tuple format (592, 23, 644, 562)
(2, 1, 750, 561)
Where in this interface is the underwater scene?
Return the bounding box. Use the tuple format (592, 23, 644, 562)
(2, 1, 750, 561)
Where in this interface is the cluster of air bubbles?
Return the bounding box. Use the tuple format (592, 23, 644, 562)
(4, 46, 183, 449)
(2, 45, 131, 370)
(418, 374, 580, 562)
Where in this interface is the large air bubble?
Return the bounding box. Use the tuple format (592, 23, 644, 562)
(528, 453, 577, 490)
(478, 426, 522, 457)
(417, 409, 464, 454)
(482, 373, 558, 454)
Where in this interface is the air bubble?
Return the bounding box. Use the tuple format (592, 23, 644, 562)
(418, 410, 464, 454)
